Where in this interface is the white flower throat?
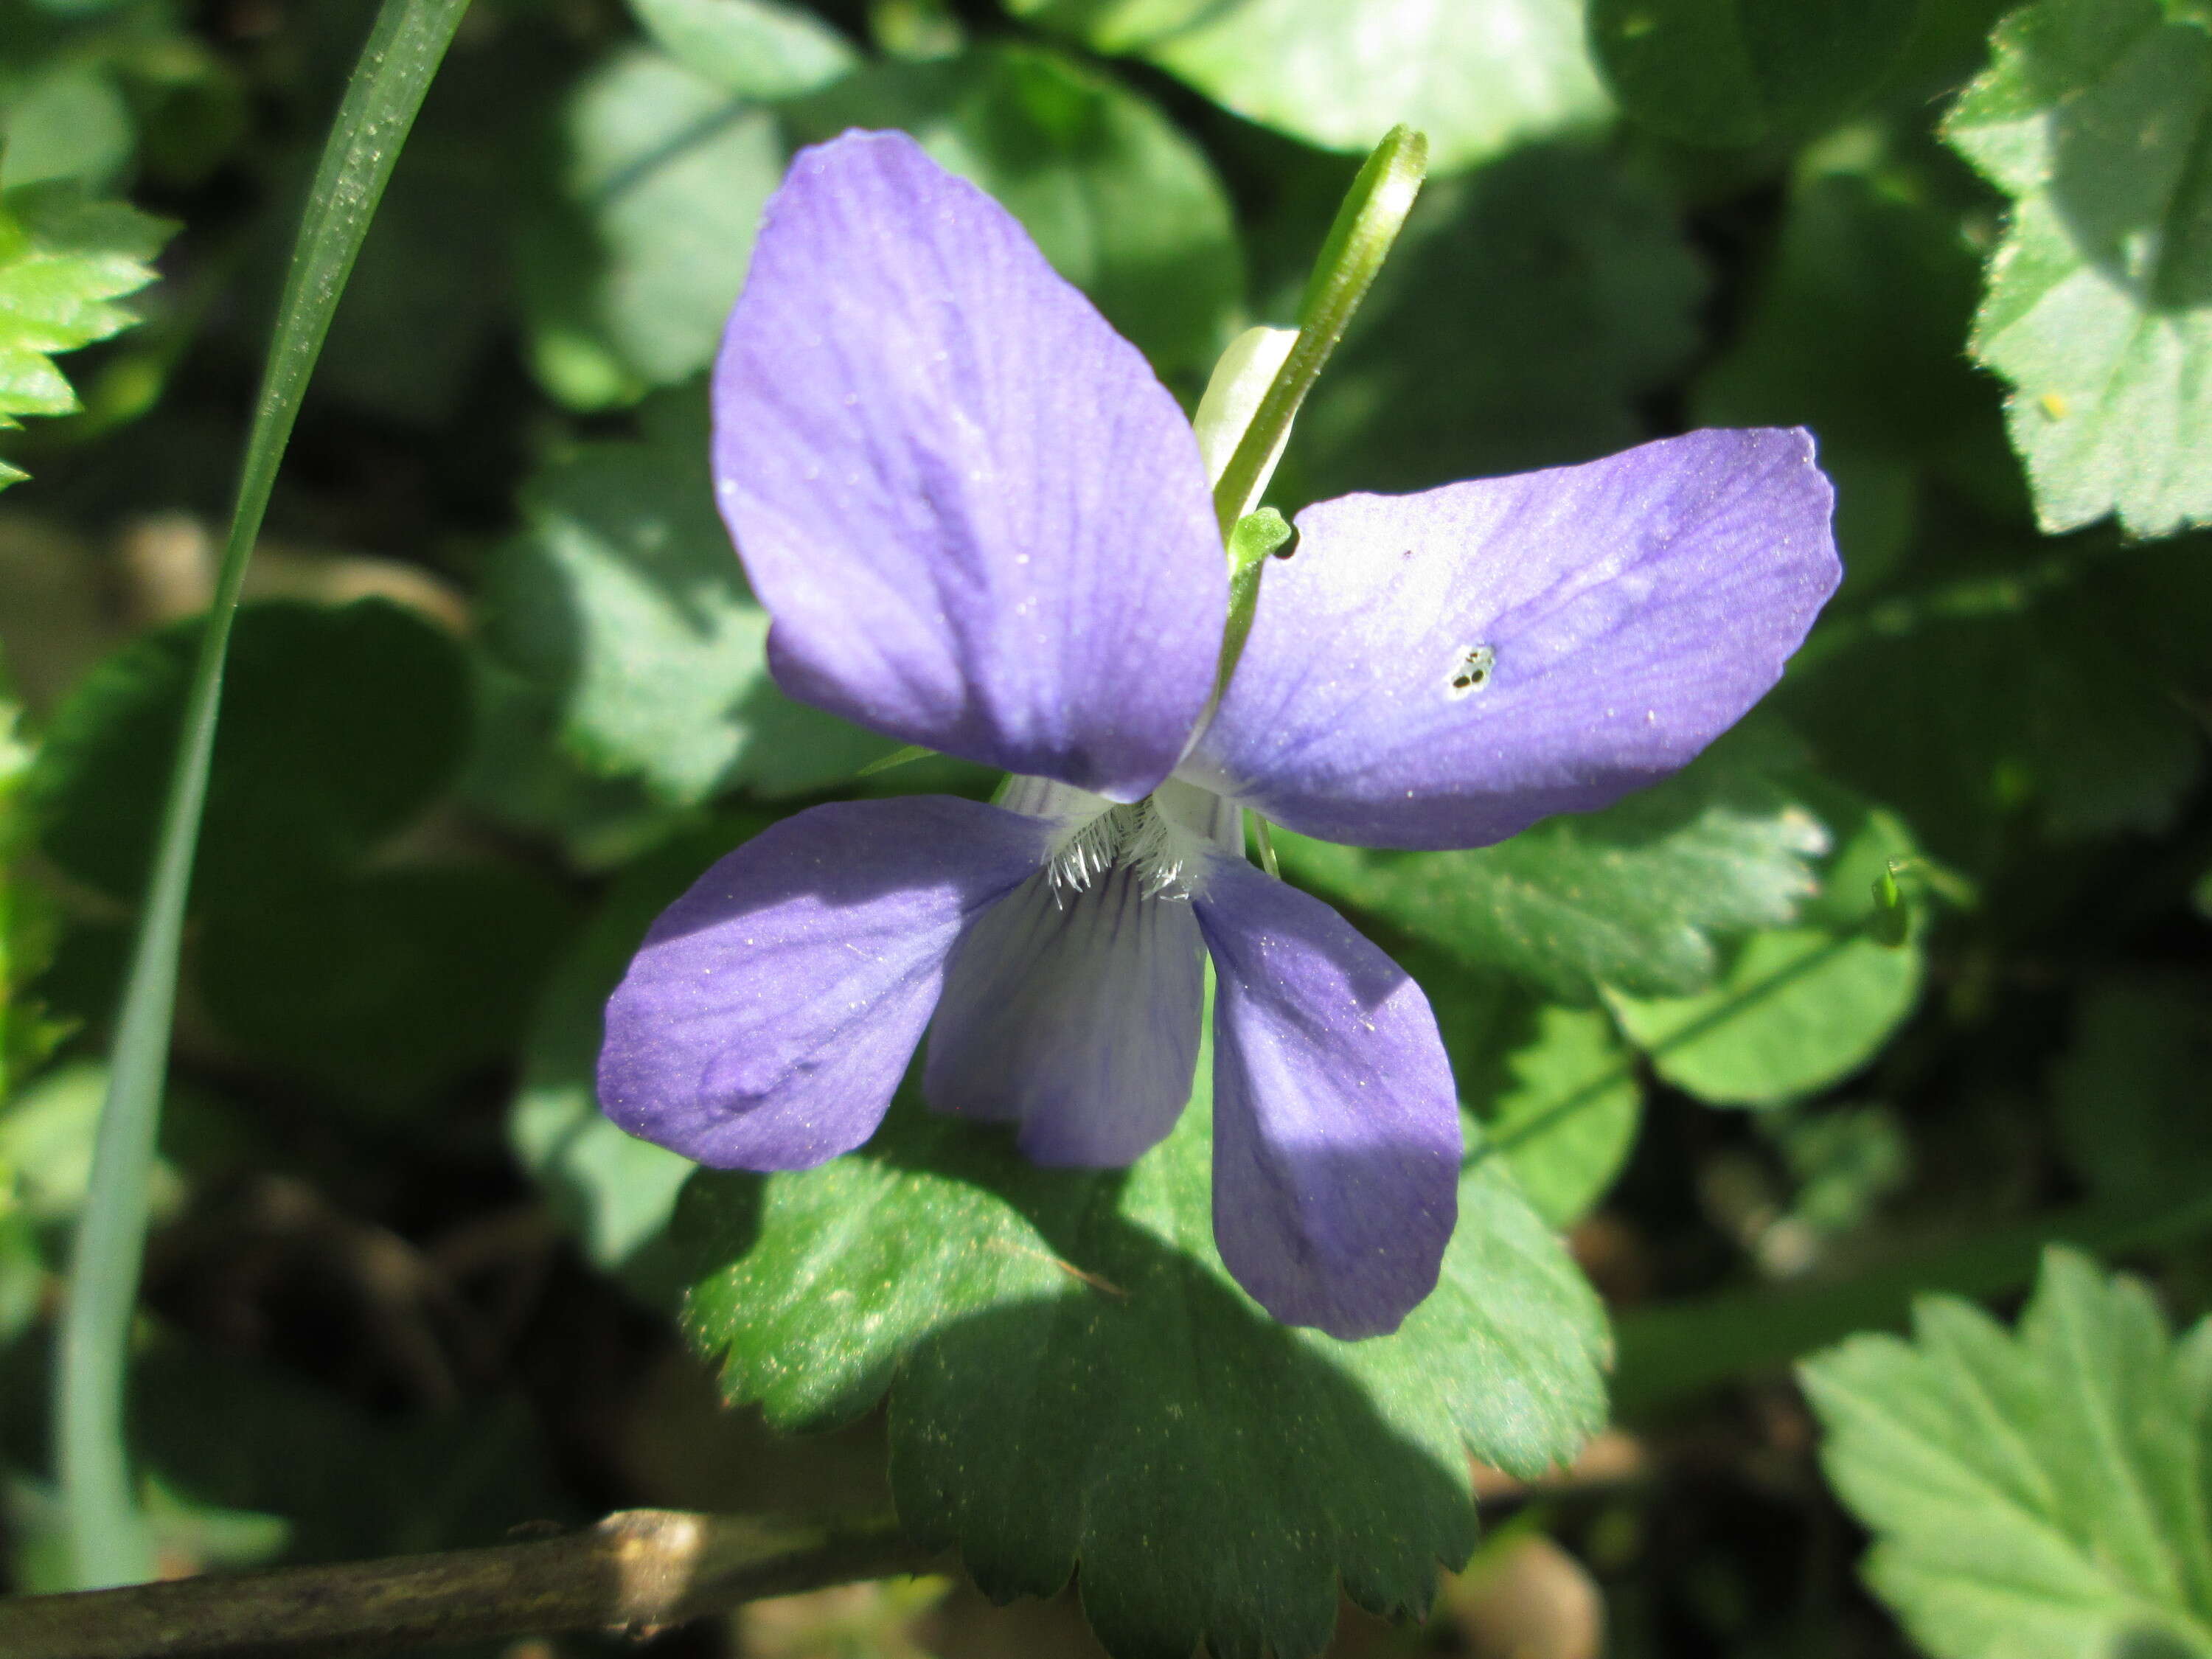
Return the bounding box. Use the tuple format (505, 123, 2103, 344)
(1001, 775, 1242, 905)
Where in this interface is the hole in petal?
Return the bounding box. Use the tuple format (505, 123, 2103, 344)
(1445, 643, 1495, 699)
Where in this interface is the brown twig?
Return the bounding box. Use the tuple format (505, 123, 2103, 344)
(0, 1509, 932, 1659)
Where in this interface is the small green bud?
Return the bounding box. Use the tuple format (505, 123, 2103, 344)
(1869, 864, 1910, 947)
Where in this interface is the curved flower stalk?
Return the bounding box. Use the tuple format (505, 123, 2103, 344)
(599, 131, 1840, 1340)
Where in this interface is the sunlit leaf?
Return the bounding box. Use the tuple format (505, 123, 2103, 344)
(478, 389, 891, 807)
(1802, 1248, 2212, 1659)
(0, 178, 171, 485)
(680, 1021, 1608, 1659)
(1004, 0, 1612, 175)
(1944, 0, 2212, 535)
(628, 0, 859, 98)
(1276, 733, 1830, 1004)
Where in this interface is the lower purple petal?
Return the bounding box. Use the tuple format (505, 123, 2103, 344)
(925, 865, 1205, 1166)
(598, 798, 1048, 1170)
(1194, 858, 1462, 1340)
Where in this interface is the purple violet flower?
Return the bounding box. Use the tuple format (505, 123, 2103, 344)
(597, 130, 1841, 1340)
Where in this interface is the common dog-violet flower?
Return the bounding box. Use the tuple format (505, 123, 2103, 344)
(598, 131, 1840, 1340)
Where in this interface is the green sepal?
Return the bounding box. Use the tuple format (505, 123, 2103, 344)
(1214, 505, 1295, 698)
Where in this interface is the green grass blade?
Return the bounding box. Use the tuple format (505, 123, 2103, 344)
(52, 0, 472, 1590)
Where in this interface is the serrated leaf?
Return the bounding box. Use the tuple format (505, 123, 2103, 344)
(1423, 975, 1643, 1228)
(1293, 142, 1708, 498)
(478, 389, 892, 807)
(27, 599, 468, 910)
(1482, 1005, 1642, 1227)
(1801, 1248, 2212, 1659)
(1944, 0, 2212, 535)
(678, 1027, 1608, 1659)
(1003, 0, 1612, 175)
(1274, 734, 1829, 1005)
(1607, 800, 1926, 1107)
(0, 180, 172, 451)
(785, 41, 1242, 376)
(1589, 0, 1922, 147)
(629, 0, 859, 98)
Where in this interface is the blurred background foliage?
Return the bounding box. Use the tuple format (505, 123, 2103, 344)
(1, 0, 2210, 1654)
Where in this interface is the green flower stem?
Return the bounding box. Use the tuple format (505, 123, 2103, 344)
(53, 0, 470, 1590)
(1208, 125, 1427, 538)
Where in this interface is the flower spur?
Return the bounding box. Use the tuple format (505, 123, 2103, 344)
(597, 130, 1840, 1340)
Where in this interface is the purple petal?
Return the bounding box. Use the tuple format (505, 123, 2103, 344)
(598, 797, 1049, 1170)
(1183, 429, 1840, 849)
(924, 867, 1206, 1166)
(712, 130, 1225, 801)
(1194, 858, 1462, 1340)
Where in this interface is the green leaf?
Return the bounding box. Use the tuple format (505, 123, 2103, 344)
(679, 1030, 1608, 1659)
(519, 42, 787, 403)
(787, 42, 1242, 376)
(1605, 796, 1925, 1107)
(195, 866, 577, 1113)
(1801, 1248, 2212, 1659)
(1482, 1005, 1643, 1227)
(628, 0, 860, 98)
(1610, 927, 1923, 1107)
(27, 599, 469, 911)
(511, 822, 767, 1281)
(479, 389, 891, 807)
(0, 179, 173, 465)
(457, 655, 697, 870)
(0, 63, 135, 192)
(1293, 143, 1706, 499)
(1275, 732, 1829, 1004)
(0, 1062, 184, 1228)
(1425, 973, 1642, 1228)
(1589, 0, 1923, 147)
(2051, 975, 2212, 1206)
(1943, 0, 2212, 535)
(1003, 0, 1613, 175)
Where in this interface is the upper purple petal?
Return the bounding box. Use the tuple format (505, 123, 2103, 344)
(1194, 858, 1462, 1340)
(597, 797, 1048, 1171)
(712, 130, 1227, 801)
(1183, 429, 1840, 849)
